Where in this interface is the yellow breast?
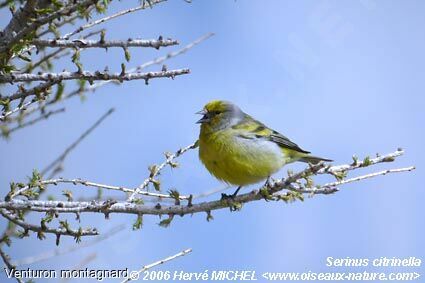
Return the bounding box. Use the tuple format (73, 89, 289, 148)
(199, 127, 286, 186)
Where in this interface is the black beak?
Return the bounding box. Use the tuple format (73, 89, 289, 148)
(196, 109, 210, 124)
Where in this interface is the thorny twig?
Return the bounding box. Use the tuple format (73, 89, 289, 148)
(12, 224, 125, 266)
(22, 29, 104, 74)
(0, 209, 98, 238)
(9, 178, 191, 201)
(0, 68, 190, 83)
(128, 142, 199, 202)
(30, 38, 179, 49)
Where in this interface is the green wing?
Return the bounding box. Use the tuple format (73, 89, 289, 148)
(231, 115, 310, 154)
(269, 131, 310, 153)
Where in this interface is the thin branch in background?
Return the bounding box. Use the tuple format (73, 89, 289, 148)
(0, 248, 13, 271)
(4, 108, 65, 136)
(37, 14, 84, 39)
(27, 47, 69, 71)
(121, 248, 192, 283)
(61, 253, 97, 283)
(73, 252, 97, 269)
(0, 247, 14, 270)
(135, 32, 215, 72)
(0, 98, 37, 122)
(62, 0, 168, 40)
(193, 185, 231, 199)
(41, 108, 115, 177)
(12, 224, 125, 266)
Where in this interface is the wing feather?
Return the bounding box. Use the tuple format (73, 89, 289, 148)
(232, 115, 310, 154)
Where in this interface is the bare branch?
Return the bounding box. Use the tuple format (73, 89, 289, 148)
(30, 38, 179, 49)
(10, 178, 190, 201)
(319, 149, 404, 174)
(0, 247, 14, 270)
(319, 167, 415, 191)
(22, 29, 104, 73)
(121, 248, 192, 283)
(0, 209, 98, 238)
(0, 68, 190, 83)
(4, 108, 65, 136)
(0, 150, 414, 218)
(5, 80, 59, 102)
(0, 99, 37, 121)
(12, 224, 125, 266)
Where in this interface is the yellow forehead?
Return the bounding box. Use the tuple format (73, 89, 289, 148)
(204, 100, 229, 112)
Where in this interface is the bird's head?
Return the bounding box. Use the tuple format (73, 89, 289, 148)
(196, 100, 244, 130)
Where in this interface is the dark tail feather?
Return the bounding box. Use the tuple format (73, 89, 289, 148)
(299, 155, 333, 164)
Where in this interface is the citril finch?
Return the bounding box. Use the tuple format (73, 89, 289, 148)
(197, 100, 332, 196)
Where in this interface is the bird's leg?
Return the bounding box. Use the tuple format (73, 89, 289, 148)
(264, 176, 273, 188)
(232, 186, 241, 197)
(221, 186, 243, 212)
(221, 186, 242, 200)
(259, 177, 275, 201)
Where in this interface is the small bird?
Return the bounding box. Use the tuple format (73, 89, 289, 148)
(197, 100, 332, 197)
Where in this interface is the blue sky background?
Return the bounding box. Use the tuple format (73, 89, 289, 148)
(1, 0, 424, 282)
